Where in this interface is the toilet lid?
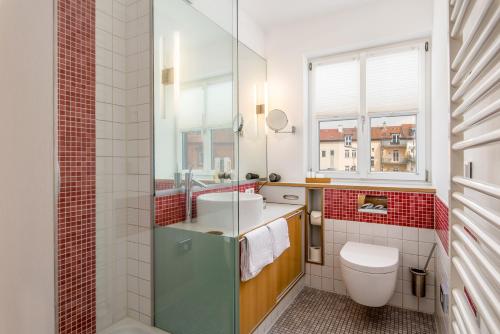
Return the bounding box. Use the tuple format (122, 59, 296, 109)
(340, 242, 399, 274)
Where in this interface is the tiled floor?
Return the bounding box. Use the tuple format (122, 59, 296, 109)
(269, 288, 436, 334)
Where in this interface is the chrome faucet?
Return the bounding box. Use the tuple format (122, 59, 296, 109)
(184, 169, 208, 223)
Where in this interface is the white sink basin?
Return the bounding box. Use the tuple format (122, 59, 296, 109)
(196, 191, 263, 235)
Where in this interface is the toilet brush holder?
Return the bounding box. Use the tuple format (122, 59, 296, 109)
(410, 267, 427, 297)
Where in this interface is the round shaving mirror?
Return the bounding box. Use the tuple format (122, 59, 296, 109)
(266, 109, 288, 132)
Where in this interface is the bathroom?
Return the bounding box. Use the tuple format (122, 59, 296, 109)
(1, 0, 499, 333)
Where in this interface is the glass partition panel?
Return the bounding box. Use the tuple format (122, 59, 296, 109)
(153, 0, 238, 333)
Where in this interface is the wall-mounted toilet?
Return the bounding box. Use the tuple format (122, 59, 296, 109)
(340, 242, 399, 307)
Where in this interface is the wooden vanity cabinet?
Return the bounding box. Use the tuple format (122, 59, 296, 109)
(239, 209, 304, 334)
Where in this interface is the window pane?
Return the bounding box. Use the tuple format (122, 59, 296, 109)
(206, 81, 233, 127)
(177, 87, 204, 129)
(319, 119, 358, 171)
(182, 131, 204, 169)
(211, 128, 234, 171)
(370, 115, 417, 173)
(312, 59, 360, 116)
(366, 48, 419, 113)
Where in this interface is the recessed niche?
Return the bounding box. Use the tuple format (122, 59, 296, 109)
(357, 194, 388, 214)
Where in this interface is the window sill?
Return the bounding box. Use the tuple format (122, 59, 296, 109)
(260, 179, 435, 193)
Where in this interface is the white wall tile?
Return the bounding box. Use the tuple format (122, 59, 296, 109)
(321, 277, 334, 292)
(372, 223, 387, 237)
(403, 240, 418, 255)
(359, 222, 373, 235)
(418, 228, 435, 242)
(333, 220, 346, 232)
(387, 225, 403, 239)
(333, 231, 346, 244)
(387, 238, 403, 252)
(403, 227, 419, 241)
(346, 221, 359, 234)
(310, 275, 322, 289)
(403, 294, 418, 311)
(389, 293, 403, 307)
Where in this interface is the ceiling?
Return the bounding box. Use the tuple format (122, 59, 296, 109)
(239, 0, 379, 31)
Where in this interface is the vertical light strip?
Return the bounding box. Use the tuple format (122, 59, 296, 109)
(159, 36, 166, 119)
(173, 31, 181, 114)
(264, 82, 269, 135)
(254, 83, 259, 136)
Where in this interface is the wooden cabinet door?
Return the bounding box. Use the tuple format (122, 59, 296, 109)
(239, 210, 303, 334)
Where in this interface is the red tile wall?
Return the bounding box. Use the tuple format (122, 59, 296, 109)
(435, 195, 449, 254)
(155, 182, 258, 226)
(155, 179, 175, 191)
(324, 189, 435, 229)
(57, 1, 96, 333)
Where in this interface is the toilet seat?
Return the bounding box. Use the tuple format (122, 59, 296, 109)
(340, 242, 399, 274)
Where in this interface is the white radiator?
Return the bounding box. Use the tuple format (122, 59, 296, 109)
(449, 0, 500, 333)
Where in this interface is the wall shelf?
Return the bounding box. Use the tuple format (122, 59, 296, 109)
(305, 188, 324, 265)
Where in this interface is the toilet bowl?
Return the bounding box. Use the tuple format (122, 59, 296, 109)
(340, 241, 399, 307)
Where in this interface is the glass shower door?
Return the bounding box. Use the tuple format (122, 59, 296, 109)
(152, 0, 239, 333)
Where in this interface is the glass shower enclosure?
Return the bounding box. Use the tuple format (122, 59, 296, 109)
(152, 0, 240, 333)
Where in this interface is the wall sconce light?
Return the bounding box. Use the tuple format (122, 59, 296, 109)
(256, 104, 265, 115)
(162, 68, 175, 85)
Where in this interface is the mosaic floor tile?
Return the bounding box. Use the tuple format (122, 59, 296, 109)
(269, 288, 436, 334)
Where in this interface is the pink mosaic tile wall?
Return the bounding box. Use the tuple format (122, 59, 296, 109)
(57, 0, 96, 333)
(324, 189, 435, 229)
(435, 195, 449, 254)
(155, 182, 258, 226)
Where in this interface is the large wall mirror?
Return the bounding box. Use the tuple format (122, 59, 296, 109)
(153, 0, 267, 193)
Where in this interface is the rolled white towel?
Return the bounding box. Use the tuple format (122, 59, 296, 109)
(267, 217, 290, 259)
(241, 226, 274, 281)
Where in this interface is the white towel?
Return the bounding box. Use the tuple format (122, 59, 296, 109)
(240, 226, 274, 282)
(267, 218, 290, 259)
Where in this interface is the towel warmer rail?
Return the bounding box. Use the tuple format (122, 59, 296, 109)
(449, 0, 500, 333)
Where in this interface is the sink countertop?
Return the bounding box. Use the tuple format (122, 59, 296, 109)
(165, 202, 304, 237)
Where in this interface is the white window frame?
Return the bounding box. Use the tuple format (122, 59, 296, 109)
(308, 39, 429, 181)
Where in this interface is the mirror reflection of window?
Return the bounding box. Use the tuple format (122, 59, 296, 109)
(211, 128, 234, 170)
(178, 80, 233, 172)
(182, 131, 204, 170)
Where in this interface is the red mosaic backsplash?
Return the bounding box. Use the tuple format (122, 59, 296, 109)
(324, 189, 435, 229)
(155, 179, 175, 191)
(435, 195, 449, 254)
(155, 182, 258, 226)
(57, 0, 96, 333)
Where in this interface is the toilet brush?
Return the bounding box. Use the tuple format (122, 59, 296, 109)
(410, 242, 436, 298)
(423, 242, 437, 272)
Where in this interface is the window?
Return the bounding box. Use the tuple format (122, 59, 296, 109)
(330, 150, 334, 156)
(393, 150, 399, 162)
(391, 133, 401, 145)
(310, 40, 427, 180)
(322, 150, 326, 157)
(344, 135, 352, 147)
